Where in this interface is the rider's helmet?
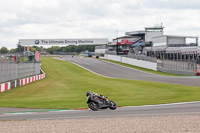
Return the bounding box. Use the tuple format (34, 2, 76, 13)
(93, 92, 97, 96)
(86, 91, 91, 96)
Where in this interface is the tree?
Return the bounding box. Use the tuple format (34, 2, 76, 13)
(17, 44, 24, 52)
(45, 45, 96, 54)
(67, 45, 77, 52)
(77, 45, 86, 52)
(9, 48, 17, 54)
(46, 46, 60, 54)
(0, 47, 9, 54)
(29, 47, 36, 53)
(33, 46, 41, 51)
(86, 45, 95, 52)
(60, 46, 66, 52)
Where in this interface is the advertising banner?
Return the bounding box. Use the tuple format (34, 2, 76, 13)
(19, 38, 108, 46)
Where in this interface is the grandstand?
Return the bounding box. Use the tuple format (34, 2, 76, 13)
(108, 25, 199, 61)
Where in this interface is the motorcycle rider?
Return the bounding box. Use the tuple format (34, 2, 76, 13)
(92, 92, 108, 103)
(86, 91, 107, 102)
(86, 91, 91, 97)
(86, 91, 117, 111)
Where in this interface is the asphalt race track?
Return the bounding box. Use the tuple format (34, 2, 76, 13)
(0, 102, 200, 120)
(62, 56, 200, 87)
(0, 56, 200, 120)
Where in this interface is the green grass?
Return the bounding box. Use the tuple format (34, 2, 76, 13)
(99, 59, 184, 76)
(0, 57, 199, 109)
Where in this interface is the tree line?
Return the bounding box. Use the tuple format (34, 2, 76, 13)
(46, 45, 95, 54)
(0, 44, 96, 54)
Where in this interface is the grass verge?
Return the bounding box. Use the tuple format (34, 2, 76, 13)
(0, 57, 199, 109)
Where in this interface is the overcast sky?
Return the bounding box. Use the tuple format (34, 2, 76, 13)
(0, 0, 200, 49)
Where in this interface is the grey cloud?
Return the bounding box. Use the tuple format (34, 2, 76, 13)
(0, 0, 200, 49)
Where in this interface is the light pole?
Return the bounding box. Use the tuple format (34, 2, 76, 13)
(116, 30, 118, 55)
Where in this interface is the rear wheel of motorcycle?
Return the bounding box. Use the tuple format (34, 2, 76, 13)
(88, 102, 99, 111)
(109, 101, 117, 110)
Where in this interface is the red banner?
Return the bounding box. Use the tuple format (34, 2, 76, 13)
(35, 52, 41, 61)
(121, 39, 134, 44)
(27, 46, 30, 51)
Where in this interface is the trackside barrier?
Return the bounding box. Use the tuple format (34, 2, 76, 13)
(0, 70, 46, 93)
(0, 82, 11, 93)
(105, 54, 157, 71)
(20, 73, 46, 86)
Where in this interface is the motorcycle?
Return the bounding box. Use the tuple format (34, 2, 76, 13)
(86, 91, 117, 111)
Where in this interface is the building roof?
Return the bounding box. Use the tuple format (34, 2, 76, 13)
(144, 26, 164, 29)
(153, 35, 199, 38)
(125, 31, 146, 36)
(113, 35, 139, 40)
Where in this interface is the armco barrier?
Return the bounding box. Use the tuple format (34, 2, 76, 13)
(105, 54, 157, 71)
(122, 57, 157, 71)
(106, 54, 122, 62)
(0, 70, 46, 93)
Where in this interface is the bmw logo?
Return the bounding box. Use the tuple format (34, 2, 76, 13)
(35, 40, 40, 44)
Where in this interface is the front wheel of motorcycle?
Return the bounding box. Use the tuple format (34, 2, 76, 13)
(109, 101, 117, 110)
(88, 102, 99, 111)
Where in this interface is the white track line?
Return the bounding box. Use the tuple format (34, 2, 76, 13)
(69, 61, 115, 79)
(121, 101, 200, 108)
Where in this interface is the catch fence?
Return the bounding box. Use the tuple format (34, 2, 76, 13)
(157, 59, 199, 76)
(0, 62, 40, 83)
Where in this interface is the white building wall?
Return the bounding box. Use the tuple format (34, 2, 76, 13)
(152, 36, 167, 47)
(168, 37, 185, 44)
(145, 32, 163, 42)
